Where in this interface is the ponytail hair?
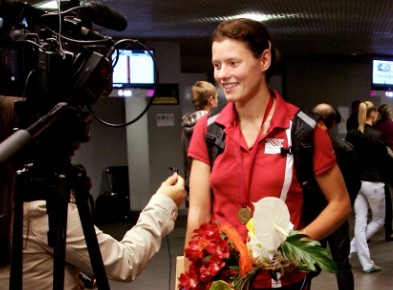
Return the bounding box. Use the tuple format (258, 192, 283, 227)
(358, 101, 376, 133)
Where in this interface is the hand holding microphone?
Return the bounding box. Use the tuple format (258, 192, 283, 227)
(156, 171, 185, 207)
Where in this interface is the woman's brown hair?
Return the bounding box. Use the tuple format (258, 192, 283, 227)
(211, 18, 279, 80)
(378, 104, 392, 121)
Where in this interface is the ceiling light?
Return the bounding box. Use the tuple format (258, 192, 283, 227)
(232, 13, 271, 22)
(196, 12, 292, 24)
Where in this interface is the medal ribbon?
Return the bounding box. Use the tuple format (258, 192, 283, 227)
(235, 96, 274, 210)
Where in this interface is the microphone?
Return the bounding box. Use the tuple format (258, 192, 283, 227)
(81, 1, 127, 32)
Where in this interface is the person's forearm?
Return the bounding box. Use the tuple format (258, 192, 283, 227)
(184, 209, 211, 247)
(307, 164, 352, 240)
(102, 194, 177, 281)
(184, 208, 211, 271)
(302, 198, 351, 241)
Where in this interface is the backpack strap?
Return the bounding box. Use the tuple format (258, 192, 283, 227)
(205, 107, 226, 167)
(290, 109, 328, 225)
(290, 110, 319, 191)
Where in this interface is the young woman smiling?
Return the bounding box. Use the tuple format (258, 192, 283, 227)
(185, 18, 351, 290)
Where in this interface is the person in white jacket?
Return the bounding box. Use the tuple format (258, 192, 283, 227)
(0, 96, 186, 290)
(0, 172, 185, 290)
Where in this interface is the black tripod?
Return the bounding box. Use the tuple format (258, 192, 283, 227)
(1, 102, 111, 290)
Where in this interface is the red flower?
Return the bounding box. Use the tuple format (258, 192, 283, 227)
(178, 223, 239, 290)
(200, 255, 224, 281)
(178, 268, 203, 290)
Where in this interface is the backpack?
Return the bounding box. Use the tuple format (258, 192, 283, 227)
(205, 108, 361, 225)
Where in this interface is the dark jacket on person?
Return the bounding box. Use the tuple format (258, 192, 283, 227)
(346, 124, 390, 183)
(346, 113, 358, 132)
(375, 118, 393, 152)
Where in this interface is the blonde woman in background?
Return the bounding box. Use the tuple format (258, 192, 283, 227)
(347, 101, 390, 273)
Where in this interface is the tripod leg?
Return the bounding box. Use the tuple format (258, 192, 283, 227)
(72, 165, 110, 290)
(9, 171, 25, 290)
(9, 166, 70, 290)
(47, 174, 70, 290)
(9, 164, 110, 290)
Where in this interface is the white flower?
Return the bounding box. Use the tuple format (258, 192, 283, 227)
(247, 235, 277, 261)
(252, 197, 291, 251)
(247, 235, 265, 257)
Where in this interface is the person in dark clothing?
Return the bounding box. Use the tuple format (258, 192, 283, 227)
(375, 104, 393, 151)
(347, 100, 390, 273)
(375, 104, 393, 241)
(181, 81, 218, 197)
(312, 103, 356, 290)
(383, 185, 393, 241)
(346, 100, 361, 132)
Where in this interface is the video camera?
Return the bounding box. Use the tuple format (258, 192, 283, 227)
(0, 0, 140, 166)
(0, 0, 127, 115)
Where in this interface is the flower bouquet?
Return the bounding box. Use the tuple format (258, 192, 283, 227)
(178, 197, 337, 290)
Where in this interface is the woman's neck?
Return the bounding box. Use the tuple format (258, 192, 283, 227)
(366, 118, 374, 126)
(236, 89, 274, 147)
(235, 88, 271, 122)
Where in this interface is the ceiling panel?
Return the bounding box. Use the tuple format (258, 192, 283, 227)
(24, 0, 393, 58)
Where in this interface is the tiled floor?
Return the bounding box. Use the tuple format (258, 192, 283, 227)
(101, 213, 393, 290)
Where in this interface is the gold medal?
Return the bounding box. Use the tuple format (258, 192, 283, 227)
(237, 206, 252, 224)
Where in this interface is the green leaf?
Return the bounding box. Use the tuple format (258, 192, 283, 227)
(209, 280, 233, 290)
(279, 231, 337, 273)
(231, 267, 259, 290)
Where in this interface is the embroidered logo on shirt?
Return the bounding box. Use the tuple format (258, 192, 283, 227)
(265, 138, 284, 154)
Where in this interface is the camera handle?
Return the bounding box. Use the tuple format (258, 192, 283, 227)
(9, 162, 110, 290)
(0, 102, 68, 166)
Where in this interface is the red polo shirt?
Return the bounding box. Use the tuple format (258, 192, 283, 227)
(188, 90, 336, 288)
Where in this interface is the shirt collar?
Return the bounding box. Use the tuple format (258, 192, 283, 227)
(214, 89, 293, 131)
